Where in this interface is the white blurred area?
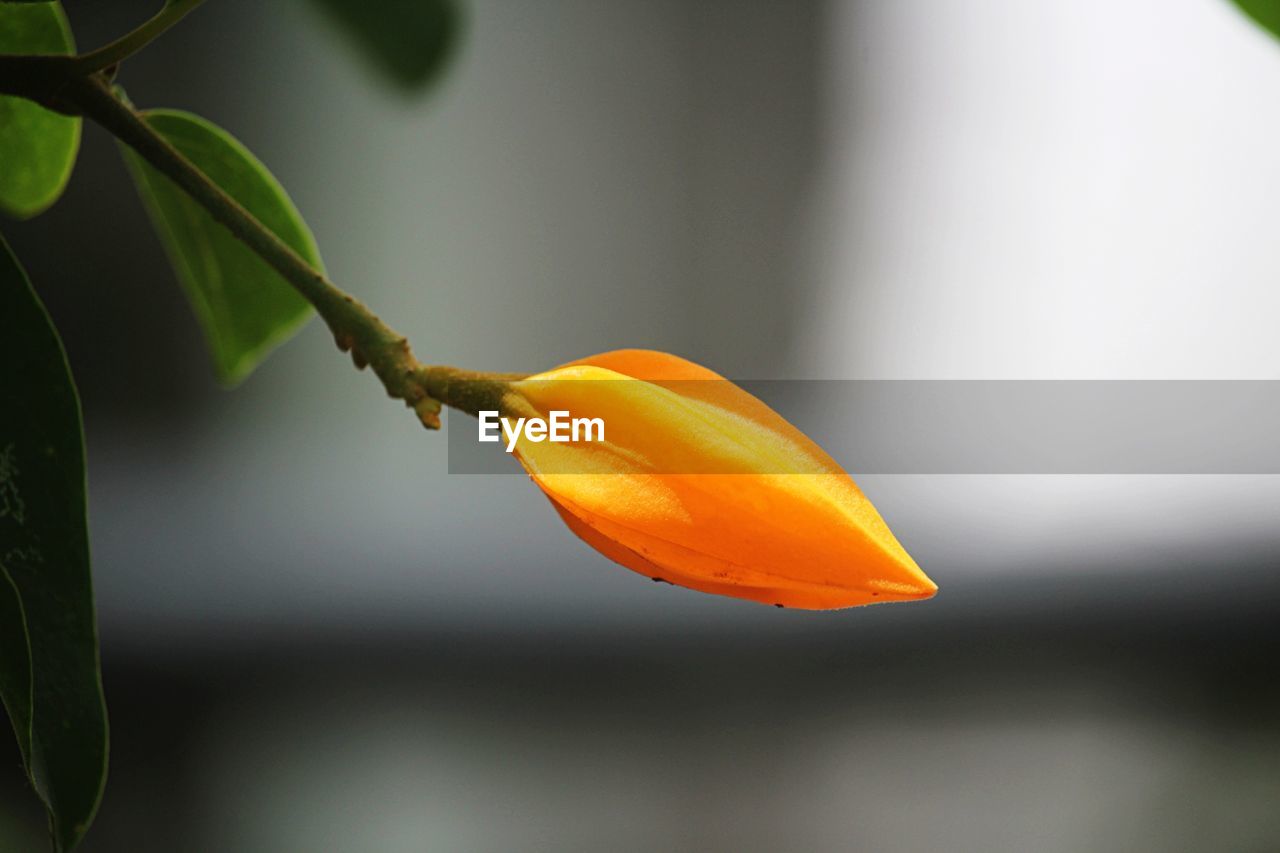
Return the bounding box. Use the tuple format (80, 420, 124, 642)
(800, 0, 1280, 590)
(804, 0, 1280, 380)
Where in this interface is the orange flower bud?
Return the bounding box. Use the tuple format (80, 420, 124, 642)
(500, 349, 936, 610)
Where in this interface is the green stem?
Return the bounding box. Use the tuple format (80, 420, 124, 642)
(1, 53, 526, 428)
(61, 73, 498, 428)
(421, 367, 526, 418)
(75, 0, 209, 74)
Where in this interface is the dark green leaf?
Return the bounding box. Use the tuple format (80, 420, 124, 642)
(0, 564, 32, 766)
(0, 233, 107, 852)
(1233, 0, 1280, 40)
(119, 111, 323, 384)
(0, 2, 80, 219)
(308, 0, 462, 92)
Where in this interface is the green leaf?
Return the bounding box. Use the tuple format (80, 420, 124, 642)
(0, 563, 33, 766)
(1233, 0, 1280, 40)
(0, 2, 80, 219)
(0, 233, 107, 852)
(308, 0, 462, 92)
(119, 111, 323, 384)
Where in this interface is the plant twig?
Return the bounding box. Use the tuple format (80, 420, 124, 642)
(65, 72, 460, 426)
(75, 0, 209, 74)
(1, 51, 524, 426)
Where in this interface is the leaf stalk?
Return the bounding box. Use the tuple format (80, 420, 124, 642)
(74, 0, 209, 74)
(64, 73, 459, 426)
(1, 29, 519, 428)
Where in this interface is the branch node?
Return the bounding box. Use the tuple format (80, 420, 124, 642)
(413, 397, 443, 430)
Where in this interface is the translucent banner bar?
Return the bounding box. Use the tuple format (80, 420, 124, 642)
(446, 380, 1280, 474)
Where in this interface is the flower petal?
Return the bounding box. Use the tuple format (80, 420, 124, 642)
(513, 350, 937, 609)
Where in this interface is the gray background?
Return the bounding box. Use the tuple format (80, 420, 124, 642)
(3, 1, 1279, 850)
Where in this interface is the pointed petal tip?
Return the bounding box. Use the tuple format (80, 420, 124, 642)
(894, 551, 937, 600)
(865, 570, 938, 602)
(905, 572, 938, 601)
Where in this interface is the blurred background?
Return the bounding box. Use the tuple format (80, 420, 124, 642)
(4, 0, 1280, 850)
